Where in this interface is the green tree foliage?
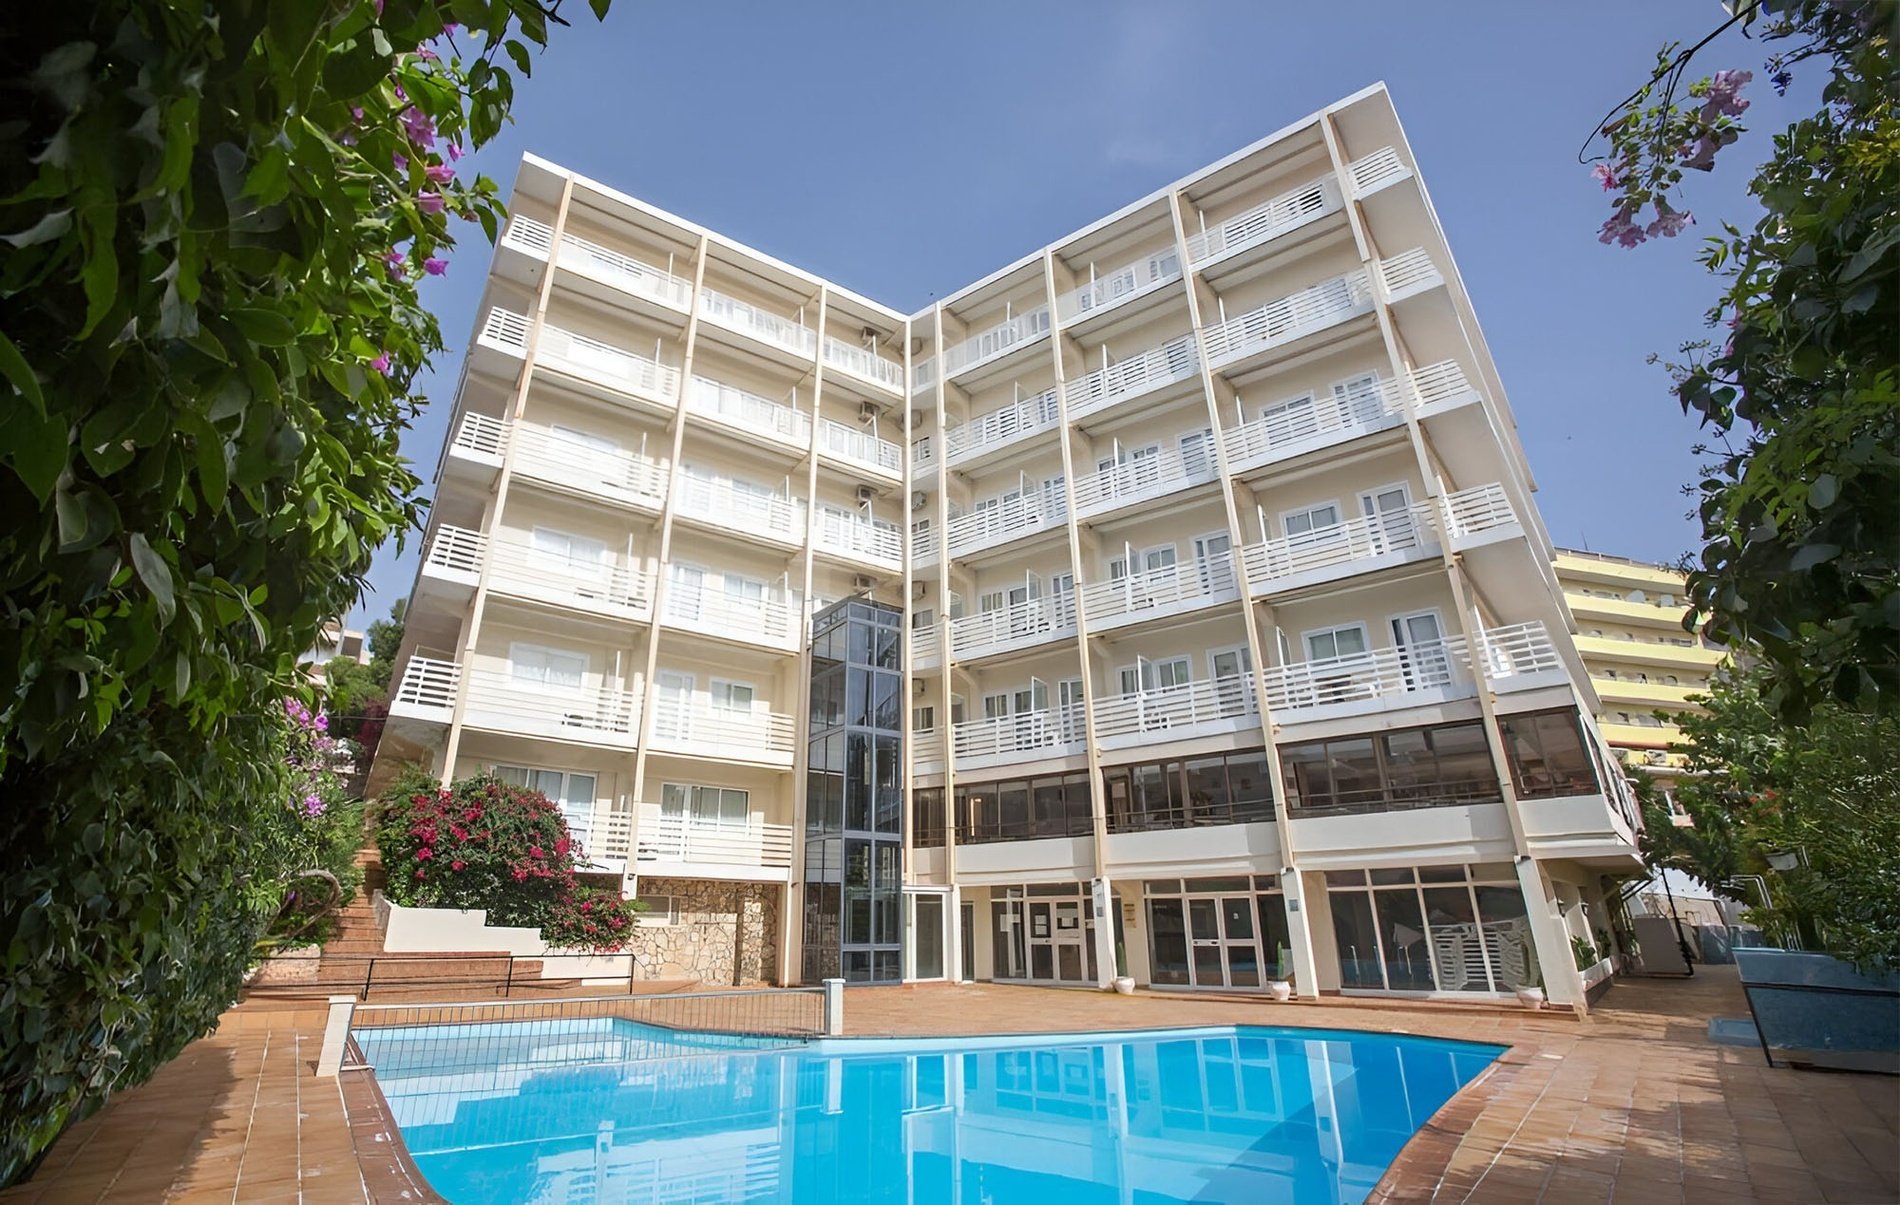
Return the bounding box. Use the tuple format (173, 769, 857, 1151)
(1642, 666, 1900, 968)
(321, 599, 404, 747)
(1590, 1, 1898, 721)
(0, 0, 608, 1184)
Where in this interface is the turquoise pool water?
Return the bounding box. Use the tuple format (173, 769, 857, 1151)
(357, 1019, 1502, 1204)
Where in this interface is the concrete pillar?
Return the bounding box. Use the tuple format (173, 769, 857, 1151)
(1290, 870, 1333, 997)
(822, 977, 845, 1037)
(1516, 858, 1586, 1007)
(315, 994, 356, 1078)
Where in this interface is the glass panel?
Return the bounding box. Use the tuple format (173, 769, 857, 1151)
(1057, 943, 1082, 982)
(1148, 900, 1189, 985)
(1193, 943, 1225, 987)
(1375, 889, 1436, 990)
(1370, 868, 1415, 886)
(1476, 885, 1538, 991)
(1422, 887, 1489, 991)
(1188, 898, 1220, 941)
(1226, 938, 1260, 988)
(1330, 892, 1385, 989)
(1258, 895, 1293, 979)
(1220, 896, 1255, 941)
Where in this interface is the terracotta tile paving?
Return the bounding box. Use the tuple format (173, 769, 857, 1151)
(4, 966, 1894, 1203)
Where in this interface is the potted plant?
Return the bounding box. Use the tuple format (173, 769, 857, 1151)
(1513, 961, 1545, 1009)
(1267, 944, 1294, 1002)
(1111, 938, 1135, 994)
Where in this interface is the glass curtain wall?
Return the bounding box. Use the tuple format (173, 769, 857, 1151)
(1322, 865, 1539, 995)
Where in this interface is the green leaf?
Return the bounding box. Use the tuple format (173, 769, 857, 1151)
(3, 405, 70, 502)
(2, 208, 73, 248)
(76, 205, 119, 340)
(1807, 474, 1839, 510)
(0, 330, 45, 414)
(504, 39, 533, 77)
(227, 308, 297, 346)
(322, 39, 393, 97)
(589, 0, 612, 17)
(129, 534, 176, 624)
(1788, 543, 1841, 572)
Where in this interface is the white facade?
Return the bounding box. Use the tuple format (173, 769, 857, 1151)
(378, 84, 1642, 1008)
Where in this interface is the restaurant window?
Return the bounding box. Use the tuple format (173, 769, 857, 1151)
(1498, 708, 1601, 799)
(1281, 721, 1502, 817)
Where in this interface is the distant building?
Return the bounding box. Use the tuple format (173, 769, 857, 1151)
(302, 620, 369, 687)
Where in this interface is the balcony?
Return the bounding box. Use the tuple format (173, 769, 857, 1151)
(1439, 482, 1522, 549)
(648, 700, 797, 767)
(422, 526, 652, 622)
(1200, 270, 1374, 371)
(1407, 359, 1483, 419)
(1093, 677, 1259, 752)
(478, 308, 681, 408)
(1377, 247, 1445, 304)
(1184, 175, 1343, 268)
(685, 375, 810, 452)
(821, 335, 904, 394)
(389, 655, 460, 724)
(391, 657, 642, 748)
(662, 584, 802, 651)
(912, 727, 945, 771)
(1474, 621, 1569, 693)
(1345, 146, 1413, 200)
(909, 625, 942, 670)
(950, 595, 1077, 662)
(1221, 376, 1408, 476)
(1243, 501, 1440, 597)
(1055, 248, 1183, 325)
(1263, 637, 1476, 722)
(816, 418, 902, 478)
(671, 475, 806, 548)
(911, 522, 940, 564)
(912, 435, 937, 475)
(501, 216, 693, 313)
(1079, 556, 1239, 633)
(952, 704, 1088, 771)
(946, 491, 1069, 559)
(697, 286, 818, 361)
(1071, 444, 1219, 520)
(813, 507, 903, 570)
(511, 423, 668, 511)
(945, 388, 1062, 467)
(943, 305, 1052, 381)
(1063, 333, 1200, 422)
(631, 805, 795, 882)
(444, 411, 507, 480)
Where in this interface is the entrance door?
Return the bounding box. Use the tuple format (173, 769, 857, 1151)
(667, 564, 705, 623)
(1360, 483, 1417, 552)
(1194, 532, 1234, 595)
(655, 670, 694, 739)
(1210, 646, 1251, 716)
(1187, 896, 1263, 988)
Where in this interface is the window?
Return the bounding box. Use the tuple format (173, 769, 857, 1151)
(493, 765, 599, 842)
(1103, 747, 1278, 832)
(1118, 656, 1190, 694)
(1261, 392, 1319, 439)
(634, 895, 678, 926)
(531, 527, 606, 570)
(1280, 720, 1502, 816)
(724, 573, 767, 603)
(710, 680, 754, 711)
(549, 424, 617, 453)
(1303, 624, 1368, 663)
(1282, 502, 1342, 539)
(660, 783, 750, 825)
(1332, 372, 1384, 422)
(1497, 708, 1602, 799)
(509, 642, 586, 689)
(912, 704, 936, 732)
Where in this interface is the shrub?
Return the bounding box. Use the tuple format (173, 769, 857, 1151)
(543, 883, 644, 952)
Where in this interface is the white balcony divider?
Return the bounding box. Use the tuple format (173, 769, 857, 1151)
(1184, 176, 1343, 265)
(946, 388, 1061, 463)
(634, 805, 794, 872)
(1055, 249, 1183, 323)
(822, 336, 904, 392)
(672, 475, 806, 544)
(479, 306, 532, 351)
(817, 418, 901, 474)
(1346, 147, 1411, 198)
(649, 700, 797, 759)
(1063, 333, 1200, 420)
(1377, 248, 1443, 301)
(1243, 500, 1437, 590)
(1475, 621, 1563, 681)
(912, 727, 945, 766)
(393, 656, 460, 713)
(950, 595, 1077, 660)
(663, 584, 801, 648)
(512, 424, 668, 509)
(440, 530, 651, 619)
(909, 626, 941, 666)
(1093, 676, 1259, 742)
(911, 436, 936, 473)
(1407, 359, 1480, 413)
(911, 357, 938, 393)
(814, 509, 903, 568)
(1222, 378, 1406, 470)
(943, 305, 1051, 378)
(586, 803, 637, 864)
(1200, 270, 1374, 367)
(1262, 637, 1472, 713)
(422, 524, 486, 577)
(500, 214, 555, 257)
(946, 490, 1069, 557)
(558, 231, 693, 310)
(1080, 556, 1238, 629)
(1071, 444, 1219, 517)
(911, 523, 940, 563)
(465, 669, 640, 744)
(1440, 482, 1518, 539)
(687, 376, 811, 447)
(952, 703, 1088, 763)
(698, 287, 818, 358)
(449, 411, 506, 459)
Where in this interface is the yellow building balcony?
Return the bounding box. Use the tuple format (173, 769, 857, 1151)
(1592, 679, 1707, 710)
(1574, 634, 1724, 671)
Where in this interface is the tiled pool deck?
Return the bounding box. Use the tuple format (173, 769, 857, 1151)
(4, 966, 1894, 1203)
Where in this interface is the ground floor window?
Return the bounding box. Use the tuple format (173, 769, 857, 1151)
(1144, 877, 1290, 990)
(990, 883, 1099, 984)
(1324, 864, 1538, 994)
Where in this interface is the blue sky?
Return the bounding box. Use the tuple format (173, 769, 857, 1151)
(349, 1, 1808, 627)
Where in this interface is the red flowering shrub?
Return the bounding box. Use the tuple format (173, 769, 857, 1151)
(374, 769, 634, 947)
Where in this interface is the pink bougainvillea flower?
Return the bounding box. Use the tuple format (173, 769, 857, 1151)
(451, 859, 466, 871)
(400, 106, 436, 147)
(1590, 162, 1618, 191)
(417, 191, 447, 215)
(373, 0, 383, 14)
(371, 352, 392, 375)
(415, 46, 438, 62)
(442, 21, 459, 34)
(383, 247, 404, 270)
(1701, 69, 1753, 120)
(425, 163, 455, 183)
(392, 151, 409, 174)
(416, 847, 433, 860)
(445, 142, 465, 162)
(1597, 208, 1646, 249)
(424, 257, 448, 276)
(1646, 205, 1693, 239)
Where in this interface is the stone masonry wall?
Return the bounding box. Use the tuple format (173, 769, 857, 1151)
(629, 878, 780, 985)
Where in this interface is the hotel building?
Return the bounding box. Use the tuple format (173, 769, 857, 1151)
(375, 83, 1643, 1010)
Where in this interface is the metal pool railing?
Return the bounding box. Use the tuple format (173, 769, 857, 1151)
(317, 983, 842, 1077)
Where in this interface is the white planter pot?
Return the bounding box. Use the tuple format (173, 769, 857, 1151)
(1112, 976, 1136, 995)
(1515, 986, 1546, 1009)
(1267, 980, 1293, 1002)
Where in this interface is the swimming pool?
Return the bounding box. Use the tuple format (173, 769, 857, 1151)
(356, 1020, 1502, 1203)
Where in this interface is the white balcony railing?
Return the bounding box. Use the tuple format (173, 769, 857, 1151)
(1184, 176, 1343, 265)
(1440, 482, 1518, 540)
(1378, 248, 1444, 302)
(1408, 359, 1481, 415)
(911, 436, 936, 474)
(1079, 556, 1239, 630)
(698, 287, 818, 359)
(817, 419, 901, 475)
(814, 508, 903, 568)
(822, 335, 905, 392)
(943, 306, 1051, 378)
(1262, 637, 1472, 715)
(464, 669, 641, 745)
(672, 475, 806, 545)
(585, 802, 637, 865)
(478, 305, 531, 352)
(500, 216, 692, 311)
(1055, 249, 1182, 323)
(499, 213, 555, 258)
(1243, 501, 1437, 592)
(1071, 443, 1218, 518)
(945, 388, 1062, 464)
(481, 308, 682, 404)
(686, 376, 811, 447)
(1063, 333, 1200, 420)
(912, 727, 945, 767)
(1200, 270, 1374, 368)
(911, 356, 938, 394)
(512, 424, 668, 510)
(950, 595, 1077, 660)
(946, 490, 1069, 558)
(1474, 621, 1563, 683)
(952, 703, 1088, 764)
(392, 656, 460, 715)
(663, 585, 801, 649)
(649, 700, 797, 760)
(911, 522, 939, 563)
(425, 527, 652, 619)
(634, 805, 794, 874)
(449, 411, 507, 460)
(1093, 676, 1259, 744)
(1346, 147, 1411, 198)
(422, 524, 485, 577)
(1221, 377, 1406, 471)
(909, 625, 942, 667)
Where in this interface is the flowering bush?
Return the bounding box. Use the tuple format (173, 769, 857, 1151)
(252, 699, 367, 952)
(375, 769, 638, 947)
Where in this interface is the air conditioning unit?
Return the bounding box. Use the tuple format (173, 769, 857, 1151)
(856, 484, 878, 504)
(853, 574, 877, 592)
(910, 491, 929, 511)
(909, 409, 929, 428)
(857, 400, 879, 423)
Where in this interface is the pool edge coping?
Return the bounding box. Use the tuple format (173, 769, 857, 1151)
(1366, 1043, 1538, 1203)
